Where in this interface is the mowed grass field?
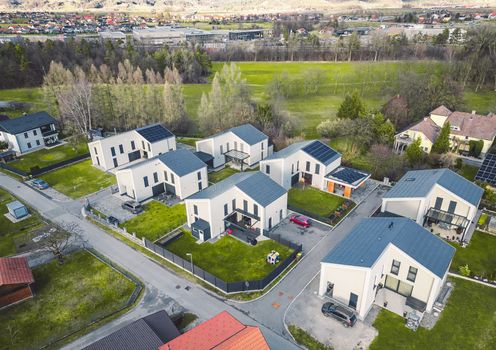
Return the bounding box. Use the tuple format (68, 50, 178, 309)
(1, 61, 496, 138)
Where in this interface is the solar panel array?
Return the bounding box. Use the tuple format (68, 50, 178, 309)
(302, 141, 339, 165)
(136, 124, 173, 143)
(475, 153, 496, 185)
(331, 167, 366, 185)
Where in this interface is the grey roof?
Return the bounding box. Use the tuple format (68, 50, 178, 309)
(210, 124, 268, 145)
(187, 171, 286, 206)
(135, 123, 174, 143)
(302, 140, 341, 166)
(0, 111, 56, 134)
(194, 151, 214, 164)
(322, 218, 455, 278)
(191, 218, 210, 231)
(6, 200, 25, 211)
(83, 310, 179, 350)
(263, 141, 313, 161)
(384, 168, 483, 206)
(158, 149, 206, 176)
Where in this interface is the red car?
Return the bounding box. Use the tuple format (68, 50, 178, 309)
(290, 215, 311, 228)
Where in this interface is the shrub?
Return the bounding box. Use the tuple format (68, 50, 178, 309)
(459, 264, 471, 277)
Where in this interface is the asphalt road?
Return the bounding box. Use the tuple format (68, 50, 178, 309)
(0, 172, 384, 349)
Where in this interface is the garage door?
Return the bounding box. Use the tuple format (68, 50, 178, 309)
(165, 183, 176, 195)
(291, 173, 300, 186)
(152, 184, 165, 196)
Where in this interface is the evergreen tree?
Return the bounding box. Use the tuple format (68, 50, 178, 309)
(431, 122, 451, 154)
(406, 137, 424, 166)
(337, 91, 365, 119)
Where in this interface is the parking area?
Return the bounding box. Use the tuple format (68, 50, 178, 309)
(25, 179, 72, 202)
(88, 189, 137, 222)
(271, 213, 330, 254)
(286, 274, 378, 350)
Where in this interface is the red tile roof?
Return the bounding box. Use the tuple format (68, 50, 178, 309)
(447, 112, 496, 141)
(0, 257, 34, 286)
(160, 311, 269, 350)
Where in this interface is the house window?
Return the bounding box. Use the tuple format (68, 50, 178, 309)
(261, 142, 264, 150)
(27, 142, 31, 148)
(266, 165, 270, 174)
(232, 198, 236, 210)
(94, 147, 98, 155)
(33, 130, 37, 136)
(153, 172, 158, 183)
(164, 171, 168, 182)
(391, 260, 401, 275)
(24, 132, 28, 138)
(234, 141, 238, 150)
(143, 176, 149, 187)
(240, 144, 244, 152)
(193, 205, 198, 215)
(315, 164, 320, 175)
(113, 158, 118, 168)
(131, 141, 135, 150)
(36, 140, 40, 146)
(111, 147, 116, 157)
(142, 140, 145, 149)
(224, 204, 228, 216)
(198, 182, 203, 191)
(291, 164, 294, 174)
(448, 201, 457, 214)
(407, 266, 418, 282)
(171, 173, 175, 184)
(147, 143, 151, 152)
(268, 217, 272, 229)
(226, 142, 230, 151)
(253, 204, 258, 217)
(96, 156, 100, 166)
(243, 200, 248, 212)
(220, 145, 224, 154)
(297, 161, 299, 171)
(119, 144, 124, 154)
(434, 197, 443, 210)
(306, 161, 310, 172)
(197, 171, 201, 181)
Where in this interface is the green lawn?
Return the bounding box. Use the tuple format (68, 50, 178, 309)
(164, 231, 293, 282)
(40, 159, 116, 199)
(0, 87, 47, 118)
(458, 164, 479, 181)
(9, 139, 89, 173)
(0, 251, 136, 350)
(288, 325, 333, 350)
(370, 279, 496, 350)
(0, 188, 45, 256)
(450, 231, 496, 279)
(177, 137, 200, 147)
(121, 201, 186, 241)
(288, 187, 347, 217)
(208, 166, 239, 183)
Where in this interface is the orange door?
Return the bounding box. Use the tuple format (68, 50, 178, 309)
(327, 181, 335, 193)
(343, 186, 352, 198)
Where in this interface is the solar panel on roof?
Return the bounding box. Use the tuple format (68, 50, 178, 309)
(475, 153, 496, 186)
(136, 124, 173, 143)
(332, 168, 365, 184)
(302, 141, 338, 164)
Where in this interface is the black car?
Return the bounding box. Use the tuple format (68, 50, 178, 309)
(321, 302, 357, 327)
(121, 201, 143, 214)
(107, 216, 120, 226)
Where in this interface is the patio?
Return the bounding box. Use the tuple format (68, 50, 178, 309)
(374, 288, 418, 318)
(424, 207, 471, 241)
(223, 149, 249, 171)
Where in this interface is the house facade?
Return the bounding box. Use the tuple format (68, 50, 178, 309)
(116, 149, 208, 202)
(88, 124, 176, 171)
(0, 257, 35, 309)
(0, 111, 59, 154)
(394, 105, 496, 156)
(195, 124, 272, 170)
(381, 168, 483, 240)
(319, 218, 455, 320)
(260, 140, 369, 198)
(184, 172, 287, 242)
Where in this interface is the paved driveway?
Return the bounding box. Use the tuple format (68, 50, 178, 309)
(87, 188, 136, 222)
(272, 215, 330, 254)
(286, 274, 378, 350)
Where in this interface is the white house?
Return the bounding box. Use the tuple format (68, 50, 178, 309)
(195, 124, 272, 170)
(88, 123, 176, 171)
(394, 105, 496, 156)
(319, 217, 455, 320)
(0, 112, 59, 154)
(184, 171, 287, 242)
(259, 140, 369, 198)
(381, 168, 483, 240)
(116, 149, 208, 202)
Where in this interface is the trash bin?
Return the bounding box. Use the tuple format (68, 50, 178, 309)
(296, 252, 302, 262)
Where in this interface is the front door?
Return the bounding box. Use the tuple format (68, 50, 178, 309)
(349, 292, 358, 310)
(291, 173, 300, 186)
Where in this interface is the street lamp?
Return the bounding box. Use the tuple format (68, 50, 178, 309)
(186, 253, 193, 276)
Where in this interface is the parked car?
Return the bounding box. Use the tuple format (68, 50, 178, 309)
(290, 215, 311, 228)
(121, 201, 143, 214)
(321, 302, 357, 327)
(107, 216, 120, 226)
(32, 179, 49, 190)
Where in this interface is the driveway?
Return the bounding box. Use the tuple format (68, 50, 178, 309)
(87, 188, 136, 222)
(286, 274, 378, 350)
(272, 215, 330, 254)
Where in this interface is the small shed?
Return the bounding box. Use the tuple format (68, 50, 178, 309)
(0, 256, 35, 308)
(191, 218, 211, 241)
(6, 200, 29, 219)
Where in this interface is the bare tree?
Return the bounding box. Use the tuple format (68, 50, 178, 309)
(40, 222, 85, 264)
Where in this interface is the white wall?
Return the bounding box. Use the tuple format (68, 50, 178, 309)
(12, 128, 45, 154)
(381, 199, 423, 223)
(176, 167, 208, 199)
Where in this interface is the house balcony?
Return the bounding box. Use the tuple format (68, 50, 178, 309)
(393, 135, 413, 153)
(223, 149, 250, 171)
(423, 207, 470, 241)
(41, 129, 58, 137)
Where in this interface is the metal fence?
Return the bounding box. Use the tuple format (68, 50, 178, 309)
(144, 236, 302, 294)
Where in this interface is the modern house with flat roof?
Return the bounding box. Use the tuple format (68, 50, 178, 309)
(195, 124, 272, 171)
(319, 218, 455, 319)
(185, 171, 287, 242)
(0, 256, 35, 309)
(259, 140, 369, 198)
(0, 111, 58, 154)
(381, 168, 483, 241)
(88, 123, 176, 171)
(160, 311, 269, 350)
(116, 149, 208, 201)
